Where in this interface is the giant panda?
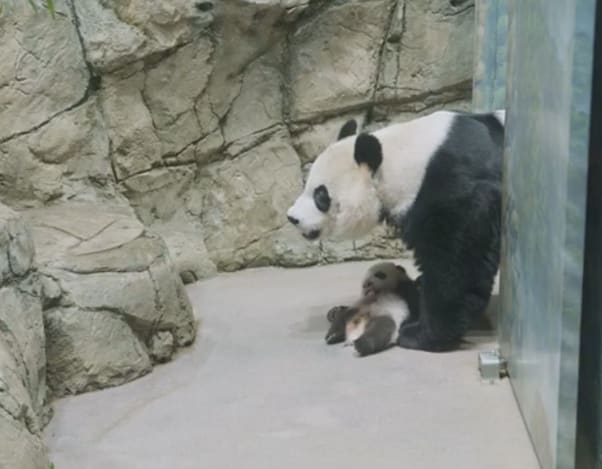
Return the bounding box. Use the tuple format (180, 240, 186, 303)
(286, 109, 505, 352)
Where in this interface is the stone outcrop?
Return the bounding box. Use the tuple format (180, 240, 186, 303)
(0, 0, 475, 276)
(22, 203, 196, 397)
(0, 204, 49, 469)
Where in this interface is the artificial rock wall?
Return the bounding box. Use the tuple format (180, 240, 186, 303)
(0, 205, 49, 469)
(0, 0, 475, 279)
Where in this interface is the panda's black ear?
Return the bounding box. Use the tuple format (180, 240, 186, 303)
(337, 119, 358, 140)
(354, 133, 382, 175)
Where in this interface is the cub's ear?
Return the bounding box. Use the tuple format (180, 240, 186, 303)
(337, 119, 358, 140)
(354, 133, 383, 175)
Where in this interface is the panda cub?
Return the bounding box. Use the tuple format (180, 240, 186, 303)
(325, 262, 421, 357)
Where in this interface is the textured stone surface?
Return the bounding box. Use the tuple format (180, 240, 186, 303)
(71, 0, 215, 73)
(44, 308, 152, 396)
(0, 0, 475, 272)
(198, 131, 303, 270)
(0, 416, 49, 469)
(22, 202, 196, 397)
(0, 204, 49, 469)
(375, 0, 475, 104)
(288, 0, 390, 121)
(0, 98, 114, 208)
(0, 1, 88, 142)
(149, 331, 175, 363)
(152, 222, 217, 284)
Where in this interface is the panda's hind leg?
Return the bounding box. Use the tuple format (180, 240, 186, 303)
(353, 315, 397, 357)
(397, 178, 501, 352)
(397, 250, 497, 352)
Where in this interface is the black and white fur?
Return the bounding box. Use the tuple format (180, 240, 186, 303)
(288, 109, 505, 352)
(324, 262, 421, 357)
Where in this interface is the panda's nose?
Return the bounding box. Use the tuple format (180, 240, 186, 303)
(287, 215, 299, 226)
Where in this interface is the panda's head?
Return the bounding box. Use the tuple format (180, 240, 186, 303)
(286, 119, 384, 241)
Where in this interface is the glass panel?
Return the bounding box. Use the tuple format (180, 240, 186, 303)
(472, 0, 508, 111)
(499, 1, 596, 468)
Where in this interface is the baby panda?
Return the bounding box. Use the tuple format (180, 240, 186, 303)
(325, 261, 421, 357)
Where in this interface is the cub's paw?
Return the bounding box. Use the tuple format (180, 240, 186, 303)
(325, 330, 345, 345)
(353, 336, 376, 357)
(326, 305, 349, 323)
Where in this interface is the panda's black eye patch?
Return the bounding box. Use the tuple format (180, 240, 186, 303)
(313, 185, 331, 213)
(374, 271, 386, 280)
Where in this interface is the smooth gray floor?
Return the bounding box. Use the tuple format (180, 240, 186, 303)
(45, 260, 540, 469)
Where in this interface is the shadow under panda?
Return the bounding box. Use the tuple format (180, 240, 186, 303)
(325, 262, 421, 357)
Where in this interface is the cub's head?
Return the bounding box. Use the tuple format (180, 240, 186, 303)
(286, 119, 384, 241)
(362, 262, 410, 299)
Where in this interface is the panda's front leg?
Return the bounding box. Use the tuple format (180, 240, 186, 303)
(396, 320, 426, 350)
(396, 271, 465, 352)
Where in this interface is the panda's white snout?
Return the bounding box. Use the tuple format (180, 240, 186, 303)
(286, 211, 321, 240)
(286, 198, 324, 241)
(286, 205, 300, 227)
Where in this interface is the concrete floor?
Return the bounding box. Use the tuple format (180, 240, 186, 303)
(45, 260, 540, 469)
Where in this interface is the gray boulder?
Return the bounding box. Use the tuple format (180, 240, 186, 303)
(0, 204, 49, 469)
(23, 202, 196, 397)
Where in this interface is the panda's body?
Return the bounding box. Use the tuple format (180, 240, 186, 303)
(288, 109, 505, 352)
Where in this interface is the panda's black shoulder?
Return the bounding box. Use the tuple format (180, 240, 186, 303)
(426, 111, 504, 187)
(452, 111, 504, 147)
(397, 111, 504, 249)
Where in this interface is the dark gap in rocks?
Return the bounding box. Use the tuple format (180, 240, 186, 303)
(195, 2, 214, 12)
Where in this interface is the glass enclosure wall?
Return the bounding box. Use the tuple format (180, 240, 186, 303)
(472, 0, 508, 111)
(498, 1, 597, 468)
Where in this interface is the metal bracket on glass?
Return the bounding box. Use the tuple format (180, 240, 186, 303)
(478, 349, 508, 382)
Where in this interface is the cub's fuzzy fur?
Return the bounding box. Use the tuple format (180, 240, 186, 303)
(325, 262, 421, 357)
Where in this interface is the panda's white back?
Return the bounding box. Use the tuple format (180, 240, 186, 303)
(371, 111, 458, 216)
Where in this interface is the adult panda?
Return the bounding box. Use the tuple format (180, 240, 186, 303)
(286, 109, 505, 352)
